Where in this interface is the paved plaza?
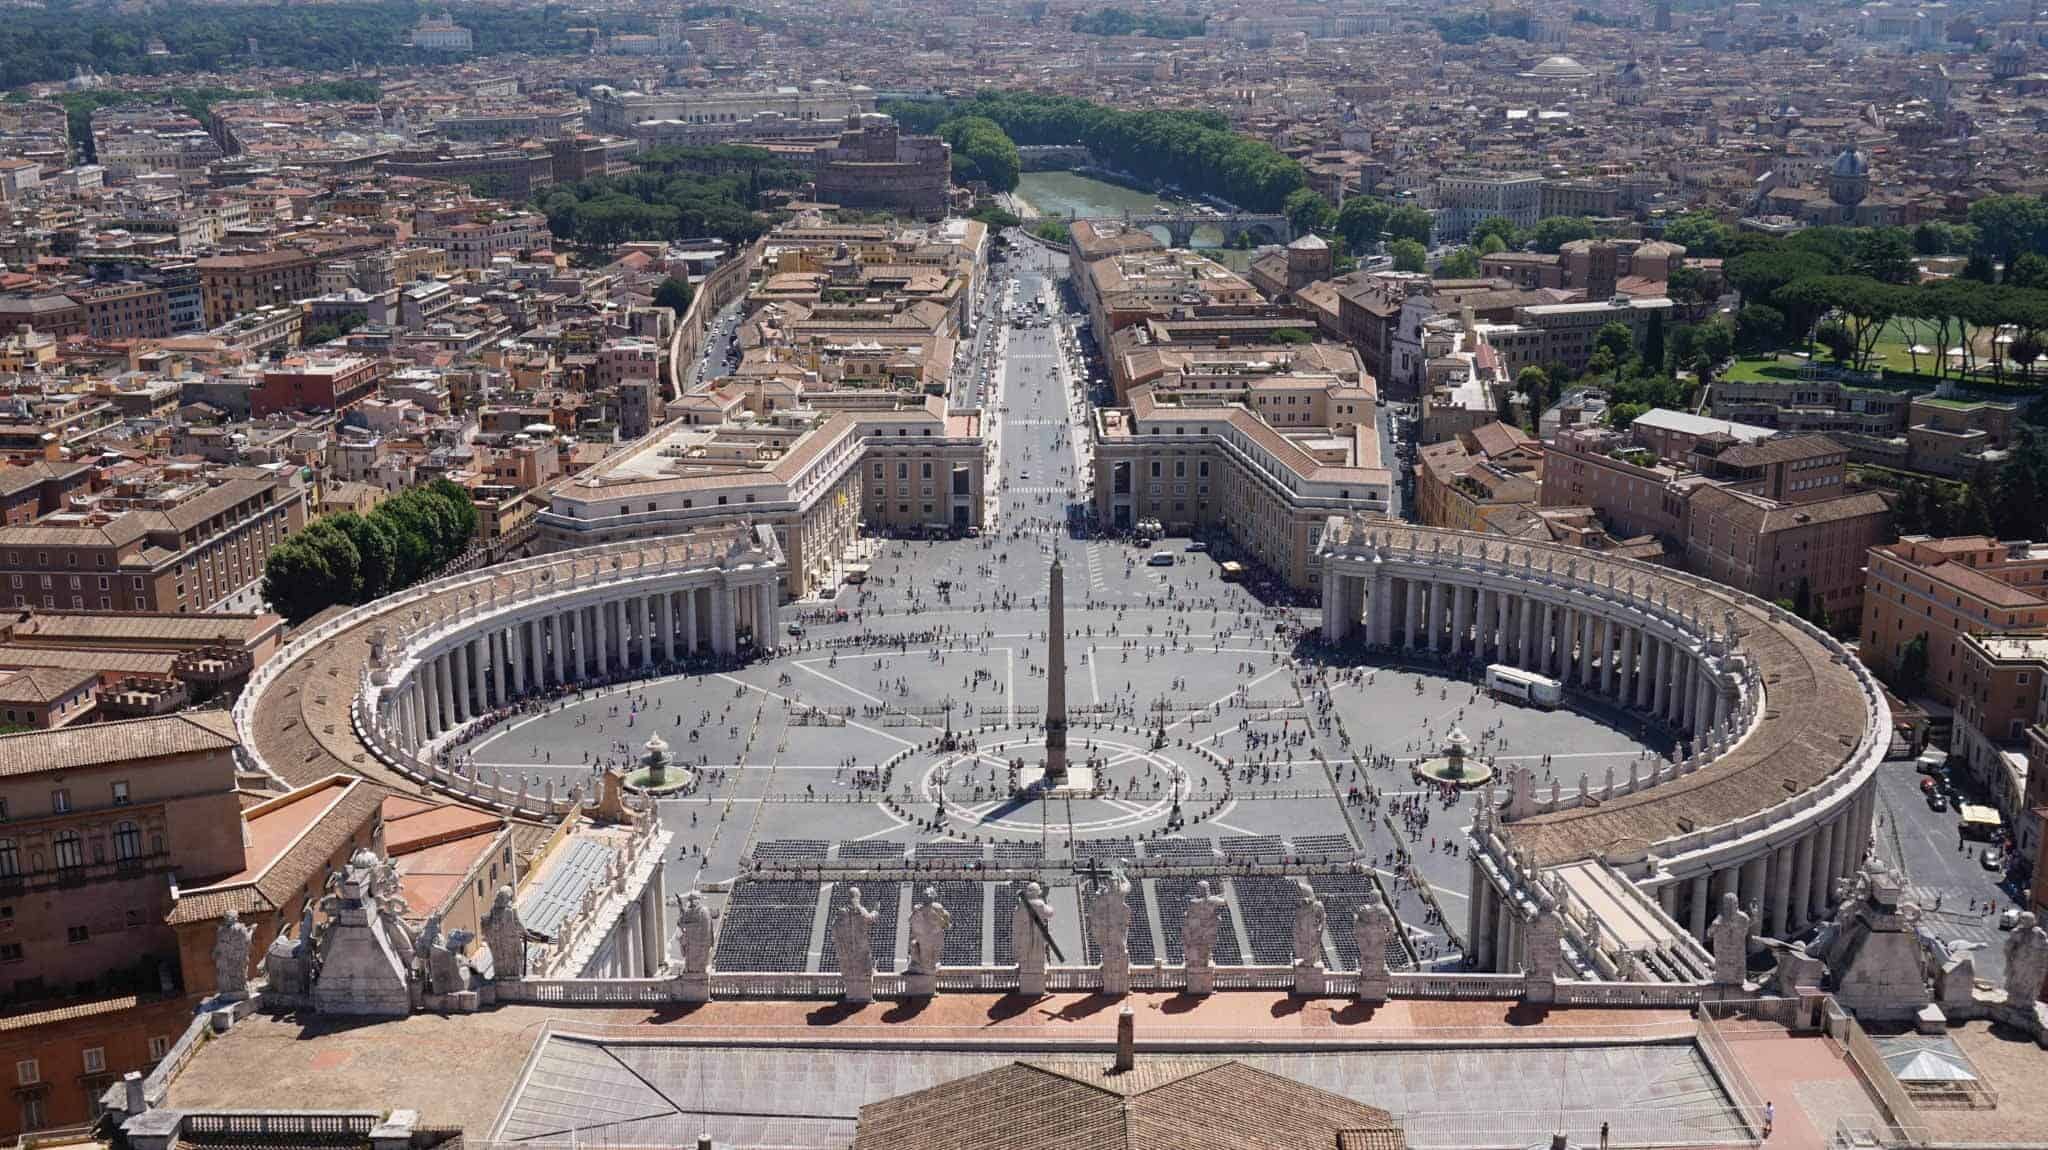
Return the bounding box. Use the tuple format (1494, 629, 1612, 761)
(461, 242, 1667, 973)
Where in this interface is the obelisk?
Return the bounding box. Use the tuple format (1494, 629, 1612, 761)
(1043, 553, 1069, 784)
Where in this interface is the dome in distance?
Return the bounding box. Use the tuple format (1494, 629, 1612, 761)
(1831, 143, 1870, 178)
(1527, 55, 1594, 79)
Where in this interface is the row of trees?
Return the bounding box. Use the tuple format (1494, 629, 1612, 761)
(535, 165, 794, 251)
(1069, 7, 1206, 37)
(0, 1, 596, 89)
(939, 116, 1022, 192)
(883, 91, 1305, 211)
(261, 480, 479, 624)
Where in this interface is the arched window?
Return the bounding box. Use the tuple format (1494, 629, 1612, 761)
(53, 831, 83, 870)
(0, 839, 15, 877)
(113, 821, 141, 861)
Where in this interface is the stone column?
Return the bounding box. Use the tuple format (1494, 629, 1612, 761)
(1578, 610, 1596, 686)
(1540, 602, 1556, 675)
(1810, 820, 1837, 920)
(1405, 579, 1422, 650)
(1789, 832, 1815, 933)
(1518, 596, 1534, 669)
(1768, 843, 1795, 938)
(1687, 873, 1711, 940)
(594, 600, 610, 677)
(1618, 627, 1636, 705)
(1693, 670, 1713, 744)
(436, 653, 455, 733)
(509, 624, 526, 699)
(419, 660, 438, 737)
(1493, 588, 1509, 660)
(660, 592, 677, 664)
(1598, 618, 1615, 696)
(1371, 573, 1394, 646)
(1451, 584, 1470, 657)
(1426, 581, 1444, 653)
(486, 631, 504, 709)
(1739, 854, 1767, 925)
(634, 596, 650, 668)
(759, 581, 777, 649)
(550, 615, 565, 685)
(684, 581, 700, 654)
(452, 644, 471, 723)
(640, 878, 665, 975)
(1657, 881, 1680, 924)
(1467, 861, 1488, 966)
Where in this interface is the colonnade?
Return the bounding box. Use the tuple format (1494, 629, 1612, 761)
(1323, 565, 1734, 745)
(594, 859, 669, 978)
(388, 576, 780, 751)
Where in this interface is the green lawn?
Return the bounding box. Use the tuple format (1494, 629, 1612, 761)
(1721, 355, 1810, 383)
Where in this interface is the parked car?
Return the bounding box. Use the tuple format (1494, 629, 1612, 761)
(1920, 776, 1940, 796)
(1983, 849, 2005, 871)
(1148, 551, 1175, 566)
(1915, 750, 1949, 776)
(2001, 908, 2022, 931)
(1185, 541, 1209, 552)
(1927, 792, 1949, 812)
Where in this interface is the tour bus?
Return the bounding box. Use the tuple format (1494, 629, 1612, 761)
(843, 563, 871, 586)
(1485, 664, 1562, 709)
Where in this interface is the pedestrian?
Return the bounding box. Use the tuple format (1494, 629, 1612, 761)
(1600, 1122, 1610, 1150)
(1763, 1101, 1774, 1138)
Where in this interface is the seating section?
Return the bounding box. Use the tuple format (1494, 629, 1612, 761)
(994, 842, 1043, 866)
(819, 880, 903, 973)
(1232, 875, 1312, 965)
(714, 880, 821, 972)
(1143, 837, 1220, 863)
(1287, 834, 1354, 860)
(1075, 837, 1136, 864)
(837, 841, 909, 862)
(752, 839, 830, 863)
(913, 841, 986, 864)
(1309, 872, 1408, 971)
(991, 881, 1039, 966)
(924, 881, 986, 966)
(1155, 875, 1243, 965)
(1221, 835, 1284, 860)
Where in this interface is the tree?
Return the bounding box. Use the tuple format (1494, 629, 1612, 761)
(1816, 319, 1856, 363)
(1697, 317, 1736, 366)
(1495, 385, 1517, 426)
(1335, 196, 1390, 254)
(1609, 401, 1649, 429)
(1270, 327, 1313, 344)
(654, 275, 694, 315)
(1283, 187, 1334, 237)
(1389, 239, 1426, 273)
(2009, 252, 2048, 291)
(1962, 252, 1998, 283)
(1896, 634, 1930, 696)
(1852, 227, 1918, 284)
(1477, 233, 1507, 256)
(1436, 247, 1480, 278)
(1663, 212, 1732, 258)
(1527, 216, 1595, 253)
(1594, 321, 1635, 364)
(1468, 216, 1520, 249)
(1385, 204, 1434, 246)
(329, 512, 396, 603)
(939, 116, 1021, 191)
(1515, 366, 1549, 425)
(1666, 265, 1709, 305)
(1734, 304, 1784, 354)
(1643, 312, 1666, 373)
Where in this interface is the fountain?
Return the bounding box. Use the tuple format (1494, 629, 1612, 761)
(1411, 724, 1493, 789)
(624, 732, 695, 795)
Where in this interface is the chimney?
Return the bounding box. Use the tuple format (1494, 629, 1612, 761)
(1113, 1004, 1135, 1072)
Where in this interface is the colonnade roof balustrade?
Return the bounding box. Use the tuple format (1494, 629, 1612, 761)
(233, 526, 772, 798)
(1319, 517, 1887, 870)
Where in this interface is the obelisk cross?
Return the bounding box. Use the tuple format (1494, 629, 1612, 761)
(1044, 552, 1069, 784)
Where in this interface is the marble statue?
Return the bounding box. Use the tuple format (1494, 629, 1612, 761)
(2001, 912, 2048, 1008)
(212, 909, 254, 1002)
(1183, 880, 1227, 995)
(674, 890, 715, 975)
(832, 887, 878, 990)
(1012, 881, 1055, 996)
(1352, 899, 1395, 1003)
(1091, 866, 1134, 995)
(907, 887, 951, 977)
(1708, 891, 1752, 987)
(483, 885, 525, 981)
(1292, 878, 1327, 970)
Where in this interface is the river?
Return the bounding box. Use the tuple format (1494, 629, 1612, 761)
(1013, 170, 1252, 270)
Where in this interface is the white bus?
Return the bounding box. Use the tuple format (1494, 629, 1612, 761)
(1486, 664, 1562, 709)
